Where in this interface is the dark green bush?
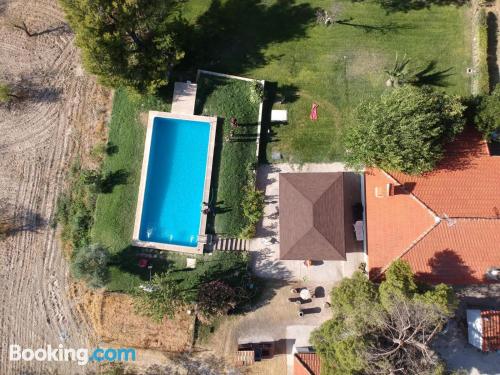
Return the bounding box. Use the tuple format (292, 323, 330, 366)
(476, 86, 500, 140)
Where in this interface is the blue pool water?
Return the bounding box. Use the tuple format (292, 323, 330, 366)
(139, 117, 211, 247)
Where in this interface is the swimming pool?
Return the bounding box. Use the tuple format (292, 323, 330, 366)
(133, 111, 217, 253)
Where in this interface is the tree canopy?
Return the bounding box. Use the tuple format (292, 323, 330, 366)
(311, 260, 457, 375)
(344, 86, 465, 175)
(60, 0, 185, 93)
(70, 243, 110, 288)
(475, 85, 500, 140)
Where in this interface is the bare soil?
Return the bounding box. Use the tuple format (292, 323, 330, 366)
(76, 290, 195, 352)
(0, 1, 110, 374)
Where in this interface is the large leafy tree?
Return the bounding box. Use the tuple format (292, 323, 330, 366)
(60, 0, 185, 93)
(311, 261, 457, 375)
(344, 86, 465, 175)
(475, 85, 500, 140)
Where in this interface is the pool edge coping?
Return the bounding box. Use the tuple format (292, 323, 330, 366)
(132, 110, 218, 254)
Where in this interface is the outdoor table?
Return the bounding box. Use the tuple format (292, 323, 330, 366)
(300, 289, 311, 300)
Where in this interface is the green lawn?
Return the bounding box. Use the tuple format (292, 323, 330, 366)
(181, 0, 472, 162)
(195, 73, 260, 236)
(91, 88, 174, 291)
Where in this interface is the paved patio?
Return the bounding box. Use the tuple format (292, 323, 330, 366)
(171, 82, 197, 114)
(250, 163, 366, 285)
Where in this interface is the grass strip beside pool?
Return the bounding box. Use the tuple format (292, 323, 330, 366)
(195, 73, 260, 237)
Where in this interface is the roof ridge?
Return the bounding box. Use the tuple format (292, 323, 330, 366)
(291, 227, 335, 252)
(373, 214, 441, 279)
(281, 174, 314, 204)
(382, 169, 440, 221)
(439, 217, 500, 221)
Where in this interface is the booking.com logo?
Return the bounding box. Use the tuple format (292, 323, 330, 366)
(9, 344, 136, 366)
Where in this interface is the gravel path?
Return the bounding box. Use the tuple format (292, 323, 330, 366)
(0, 1, 109, 374)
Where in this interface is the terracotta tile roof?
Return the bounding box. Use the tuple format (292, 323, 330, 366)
(401, 220, 500, 284)
(366, 127, 500, 284)
(279, 173, 347, 260)
(365, 168, 437, 277)
(481, 310, 500, 352)
(294, 353, 321, 375)
(389, 128, 500, 218)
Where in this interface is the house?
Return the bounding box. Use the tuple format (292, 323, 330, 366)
(466, 309, 500, 352)
(279, 172, 351, 261)
(365, 127, 500, 284)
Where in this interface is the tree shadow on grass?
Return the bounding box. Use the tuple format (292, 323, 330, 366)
(99, 169, 129, 193)
(336, 17, 414, 34)
(487, 12, 499, 91)
(372, 0, 468, 13)
(412, 60, 454, 87)
(181, 0, 316, 75)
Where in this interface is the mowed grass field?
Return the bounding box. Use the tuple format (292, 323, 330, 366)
(182, 0, 472, 162)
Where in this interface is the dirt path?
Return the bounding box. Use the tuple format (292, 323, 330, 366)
(0, 1, 109, 374)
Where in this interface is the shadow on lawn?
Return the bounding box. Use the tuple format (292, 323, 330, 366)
(487, 12, 499, 91)
(336, 17, 413, 34)
(354, 0, 468, 13)
(180, 0, 316, 76)
(411, 60, 454, 87)
(205, 119, 228, 234)
(99, 169, 129, 194)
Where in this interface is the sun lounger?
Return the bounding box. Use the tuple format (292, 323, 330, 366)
(271, 109, 288, 122)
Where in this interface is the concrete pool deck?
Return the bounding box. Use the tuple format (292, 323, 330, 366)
(132, 111, 217, 254)
(171, 82, 197, 115)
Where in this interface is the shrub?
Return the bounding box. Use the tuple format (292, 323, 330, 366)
(0, 221, 10, 240)
(197, 280, 237, 322)
(71, 243, 110, 288)
(242, 188, 265, 224)
(239, 187, 264, 239)
(134, 272, 191, 321)
(90, 142, 108, 162)
(475, 85, 500, 140)
(55, 162, 96, 250)
(239, 224, 257, 240)
(250, 80, 264, 103)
